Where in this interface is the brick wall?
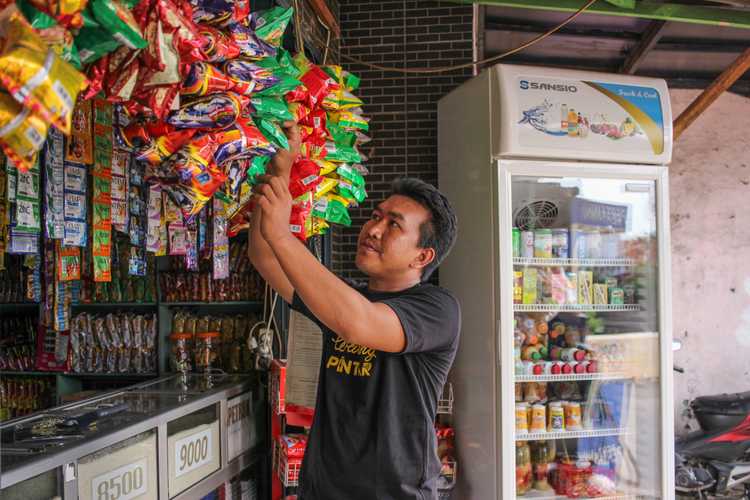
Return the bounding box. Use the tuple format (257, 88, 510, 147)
(332, 0, 474, 279)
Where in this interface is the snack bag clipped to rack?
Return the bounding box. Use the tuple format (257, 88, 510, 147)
(0, 5, 88, 135)
(0, 93, 49, 173)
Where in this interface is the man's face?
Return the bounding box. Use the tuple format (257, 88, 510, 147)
(355, 194, 434, 280)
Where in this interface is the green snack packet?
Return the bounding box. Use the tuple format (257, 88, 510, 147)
(253, 6, 293, 47)
(324, 141, 361, 164)
(247, 155, 271, 184)
(343, 71, 360, 92)
(256, 76, 303, 97)
(327, 123, 356, 148)
(276, 49, 302, 78)
(249, 97, 293, 122)
(338, 182, 366, 204)
(90, 0, 147, 50)
(313, 196, 352, 226)
(254, 117, 289, 150)
(18, 1, 82, 68)
(76, 25, 120, 64)
(337, 163, 366, 188)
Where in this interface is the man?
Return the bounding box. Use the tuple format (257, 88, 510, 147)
(249, 121, 461, 499)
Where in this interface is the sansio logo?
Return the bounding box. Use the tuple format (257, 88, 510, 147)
(520, 80, 578, 93)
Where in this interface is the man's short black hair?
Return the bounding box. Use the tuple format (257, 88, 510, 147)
(390, 178, 458, 281)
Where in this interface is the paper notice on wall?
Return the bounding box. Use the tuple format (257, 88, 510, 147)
(286, 310, 323, 413)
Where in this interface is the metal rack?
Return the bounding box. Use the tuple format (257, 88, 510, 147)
(515, 372, 631, 383)
(516, 428, 629, 442)
(513, 257, 637, 267)
(514, 304, 642, 313)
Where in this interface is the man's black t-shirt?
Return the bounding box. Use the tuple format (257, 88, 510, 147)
(290, 282, 461, 500)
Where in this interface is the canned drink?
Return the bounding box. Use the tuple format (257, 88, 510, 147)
(561, 362, 573, 374)
(573, 361, 587, 374)
(522, 231, 535, 258)
(530, 404, 547, 433)
(564, 402, 583, 430)
(550, 361, 562, 375)
(561, 348, 585, 362)
(516, 403, 530, 434)
(551, 229, 569, 258)
(565, 272, 578, 304)
(532, 363, 544, 375)
(512, 228, 521, 257)
(548, 402, 565, 432)
(534, 229, 553, 259)
(586, 359, 597, 373)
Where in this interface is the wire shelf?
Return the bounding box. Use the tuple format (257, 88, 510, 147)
(515, 372, 631, 383)
(523, 491, 636, 500)
(437, 382, 454, 415)
(516, 428, 628, 442)
(514, 304, 642, 313)
(513, 257, 637, 267)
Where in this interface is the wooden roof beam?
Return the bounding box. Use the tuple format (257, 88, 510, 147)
(620, 20, 668, 74)
(673, 47, 750, 139)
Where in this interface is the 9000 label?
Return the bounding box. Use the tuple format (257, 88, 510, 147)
(91, 459, 147, 500)
(174, 427, 213, 477)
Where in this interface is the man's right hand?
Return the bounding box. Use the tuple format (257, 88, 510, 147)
(269, 120, 301, 181)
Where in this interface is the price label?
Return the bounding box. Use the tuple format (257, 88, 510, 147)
(91, 459, 147, 500)
(174, 427, 213, 478)
(227, 392, 254, 462)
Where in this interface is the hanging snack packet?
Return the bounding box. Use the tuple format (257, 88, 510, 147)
(299, 65, 336, 107)
(0, 93, 49, 172)
(146, 184, 162, 253)
(323, 141, 361, 164)
(136, 127, 197, 165)
(166, 92, 247, 129)
(0, 6, 88, 135)
(254, 117, 288, 150)
(89, 0, 147, 50)
(251, 6, 293, 47)
(63, 162, 87, 246)
(211, 118, 274, 165)
(224, 59, 276, 95)
(313, 176, 337, 199)
(56, 244, 81, 281)
(306, 216, 329, 239)
(44, 128, 65, 239)
(289, 195, 311, 242)
(25, 0, 88, 29)
(288, 158, 321, 199)
(182, 62, 235, 97)
(331, 110, 369, 132)
(212, 196, 229, 279)
(287, 102, 311, 123)
(249, 96, 293, 122)
(228, 22, 276, 59)
(200, 26, 240, 62)
(255, 75, 302, 98)
(312, 193, 352, 226)
(18, 1, 82, 68)
(276, 49, 301, 79)
(189, 0, 249, 26)
(246, 154, 270, 185)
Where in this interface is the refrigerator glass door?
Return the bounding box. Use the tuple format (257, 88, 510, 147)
(503, 165, 669, 499)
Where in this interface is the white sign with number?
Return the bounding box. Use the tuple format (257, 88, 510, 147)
(174, 427, 213, 477)
(91, 459, 147, 500)
(77, 432, 157, 500)
(227, 392, 254, 462)
(168, 420, 221, 497)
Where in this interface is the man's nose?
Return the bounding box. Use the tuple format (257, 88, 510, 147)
(368, 220, 385, 238)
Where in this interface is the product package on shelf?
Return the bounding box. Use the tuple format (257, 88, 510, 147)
(69, 311, 157, 374)
(92, 98, 114, 282)
(0, 376, 55, 422)
(0, 315, 38, 371)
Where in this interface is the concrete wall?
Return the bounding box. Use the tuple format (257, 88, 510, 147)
(670, 89, 750, 434)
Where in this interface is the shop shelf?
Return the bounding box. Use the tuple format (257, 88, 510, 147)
(0, 371, 56, 377)
(515, 372, 632, 383)
(517, 428, 628, 442)
(60, 372, 158, 378)
(161, 301, 263, 307)
(514, 304, 642, 313)
(513, 257, 637, 268)
(71, 302, 157, 307)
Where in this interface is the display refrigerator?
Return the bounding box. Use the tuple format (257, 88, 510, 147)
(437, 64, 674, 499)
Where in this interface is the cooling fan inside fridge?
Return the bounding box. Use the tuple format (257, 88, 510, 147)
(512, 181, 579, 230)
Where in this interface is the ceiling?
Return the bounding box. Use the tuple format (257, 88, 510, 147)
(480, 1, 750, 95)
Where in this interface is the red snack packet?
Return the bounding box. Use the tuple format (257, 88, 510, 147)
(289, 198, 311, 242)
(288, 158, 321, 199)
(137, 127, 197, 165)
(300, 66, 336, 107)
(285, 86, 307, 104)
(200, 26, 241, 62)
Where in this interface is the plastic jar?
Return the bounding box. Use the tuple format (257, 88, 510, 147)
(169, 333, 194, 373)
(195, 332, 220, 372)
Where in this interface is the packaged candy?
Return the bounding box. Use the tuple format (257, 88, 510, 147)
(331, 110, 369, 132)
(249, 96, 293, 122)
(228, 22, 276, 60)
(24, 0, 87, 29)
(0, 93, 49, 172)
(210, 118, 273, 165)
(189, 0, 249, 26)
(306, 215, 329, 238)
(136, 127, 197, 165)
(0, 5, 88, 135)
(288, 158, 321, 199)
(182, 62, 235, 97)
(199, 26, 240, 62)
(89, 0, 147, 50)
(223, 59, 270, 95)
(251, 6, 293, 47)
(156, 0, 208, 62)
(75, 25, 119, 65)
(167, 92, 247, 129)
(254, 117, 288, 150)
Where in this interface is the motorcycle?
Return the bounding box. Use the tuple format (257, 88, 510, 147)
(674, 341, 750, 499)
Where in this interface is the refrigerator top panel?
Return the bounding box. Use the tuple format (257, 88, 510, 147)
(491, 64, 673, 165)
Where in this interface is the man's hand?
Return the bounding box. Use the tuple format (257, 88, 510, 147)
(269, 121, 301, 181)
(254, 175, 293, 245)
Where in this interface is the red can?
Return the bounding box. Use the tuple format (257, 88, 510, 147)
(586, 360, 597, 373)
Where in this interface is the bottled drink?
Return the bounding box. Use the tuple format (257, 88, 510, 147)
(532, 440, 553, 490)
(516, 441, 532, 495)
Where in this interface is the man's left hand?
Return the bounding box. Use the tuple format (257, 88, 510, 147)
(254, 174, 293, 245)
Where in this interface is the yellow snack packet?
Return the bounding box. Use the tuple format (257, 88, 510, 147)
(0, 92, 48, 172)
(305, 215, 329, 238)
(0, 5, 88, 134)
(313, 176, 337, 199)
(313, 159, 338, 176)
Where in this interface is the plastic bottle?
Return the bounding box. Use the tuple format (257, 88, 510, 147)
(517, 441, 533, 495)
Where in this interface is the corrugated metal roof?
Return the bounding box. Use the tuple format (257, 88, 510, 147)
(481, 4, 750, 94)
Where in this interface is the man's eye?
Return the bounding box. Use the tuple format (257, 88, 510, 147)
(390, 221, 400, 229)
(372, 213, 380, 220)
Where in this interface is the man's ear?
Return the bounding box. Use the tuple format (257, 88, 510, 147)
(411, 247, 436, 271)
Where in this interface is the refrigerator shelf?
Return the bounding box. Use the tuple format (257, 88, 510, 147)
(517, 428, 628, 442)
(513, 257, 637, 268)
(514, 304, 642, 313)
(515, 372, 631, 383)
